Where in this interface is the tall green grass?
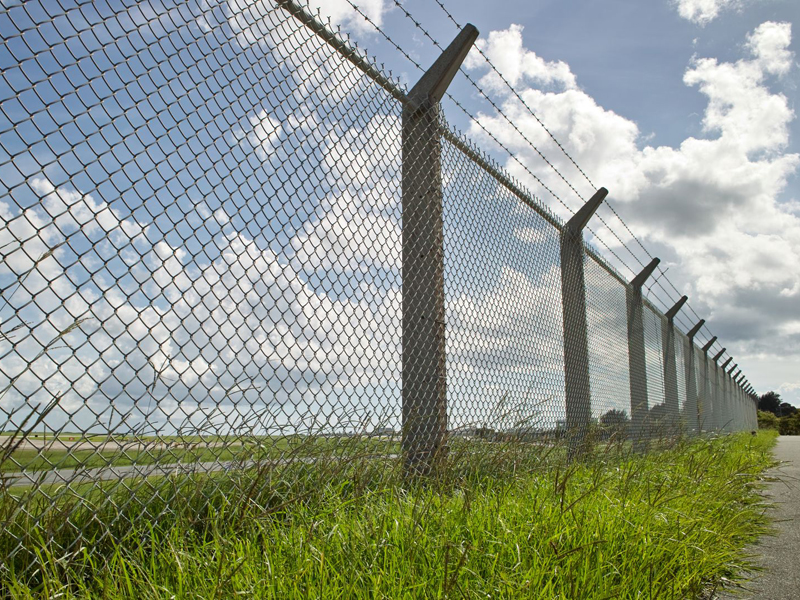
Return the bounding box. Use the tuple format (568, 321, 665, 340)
(2, 431, 778, 599)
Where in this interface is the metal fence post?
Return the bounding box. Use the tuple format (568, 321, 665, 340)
(735, 373, 746, 429)
(733, 372, 741, 430)
(745, 384, 752, 429)
(699, 336, 717, 432)
(720, 357, 732, 430)
(727, 363, 738, 430)
(742, 385, 748, 430)
(743, 378, 751, 429)
(728, 369, 735, 431)
(662, 296, 687, 434)
(627, 258, 660, 450)
(741, 379, 748, 430)
(684, 320, 704, 435)
(732, 377, 736, 430)
(560, 188, 608, 458)
(402, 24, 478, 477)
(730, 364, 736, 429)
(739, 383, 744, 429)
(711, 348, 726, 432)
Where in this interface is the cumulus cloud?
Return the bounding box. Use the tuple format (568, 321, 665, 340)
(464, 21, 799, 400)
(305, 0, 388, 31)
(672, 0, 744, 25)
(465, 24, 577, 91)
(0, 171, 402, 433)
(746, 20, 794, 75)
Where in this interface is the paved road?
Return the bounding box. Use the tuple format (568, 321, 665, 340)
(8, 439, 239, 452)
(0, 460, 256, 488)
(720, 436, 800, 599)
(0, 453, 399, 488)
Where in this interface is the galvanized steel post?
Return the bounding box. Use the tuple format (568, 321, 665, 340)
(700, 336, 717, 432)
(560, 188, 608, 459)
(627, 258, 660, 450)
(402, 24, 478, 477)
(684, 319, 705, 435)
(711, 348, 726, 431)
(663, 295, 687, 434)
(720, 357, 732, 431)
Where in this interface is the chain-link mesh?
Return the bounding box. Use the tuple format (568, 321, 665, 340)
(584, 255, 631, 438)
(441, 133, 566, 443)
(0, 0, 757, 574)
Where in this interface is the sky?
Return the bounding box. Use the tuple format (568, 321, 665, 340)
(321, 0, 800, 408)
(0, 0, 795, 440)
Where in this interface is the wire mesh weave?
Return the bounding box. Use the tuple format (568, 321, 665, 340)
(0, 0, 757, 572)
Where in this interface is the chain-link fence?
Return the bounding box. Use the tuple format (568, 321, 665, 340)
(0, 0, 757, 574)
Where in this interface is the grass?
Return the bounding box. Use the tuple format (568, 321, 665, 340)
(0, 431, 778, 598)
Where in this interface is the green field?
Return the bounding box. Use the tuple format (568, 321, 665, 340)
(0, 431, 778, 598)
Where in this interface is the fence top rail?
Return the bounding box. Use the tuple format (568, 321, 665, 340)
(275, 0, 408, 102)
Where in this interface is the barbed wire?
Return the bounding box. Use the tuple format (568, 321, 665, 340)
(428, 0, 599, 190)
(423, 0, 714, 342)
(388, 1, 593, 204)
(341, 0, 651, 283)
(377, 3, 668, 293)
(282, 0, 722, 357)
(320, 0, 731, 361)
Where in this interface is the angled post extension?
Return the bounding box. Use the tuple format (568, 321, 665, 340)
(560, 187, 608, 459)
(402, 24, 478, 477)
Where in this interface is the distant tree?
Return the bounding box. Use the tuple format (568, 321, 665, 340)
(758, 392, 782, 416)
(757, 410, 779, 430)
(778, 412, 800, 435)
(600, 409, 629, 428)
(599, 409, 629, 440)
(779, 402, 798, 417)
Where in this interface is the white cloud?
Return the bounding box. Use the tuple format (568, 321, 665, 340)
(778, 382, 800, 393)
(746, 21, 794, 75)
(465, 24, 577, 91)
(228, 109, 283, 160)
(673, 0, 742, 25)
(223, 0, 389, 51)
(447, 265, 566, 429)
(464, 21, 799, 395)
(1, 161, 402, 432)
(305, 0, 388, 32)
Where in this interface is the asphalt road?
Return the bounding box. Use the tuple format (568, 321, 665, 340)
(719, 435, 800, 599)
(0, 453, 400, 489)
(0, 459, 254, 488)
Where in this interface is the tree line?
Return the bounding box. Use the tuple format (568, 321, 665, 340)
(757, 391, 800, 435)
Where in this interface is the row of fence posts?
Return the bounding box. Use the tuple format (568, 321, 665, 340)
(276, 1, 760, 478)
(395, 20, 759, 475)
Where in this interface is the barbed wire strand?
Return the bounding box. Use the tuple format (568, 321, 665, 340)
(341, 0, 651, 284)
(424, 0, 711, 337)
(380, 3, 684, 314)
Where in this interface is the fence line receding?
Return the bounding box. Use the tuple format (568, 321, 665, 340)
(0, 0, 758, 572)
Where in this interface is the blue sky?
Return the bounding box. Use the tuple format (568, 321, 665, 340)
(329, 0, 800, 407)
(0, 0, 796, 441)
(344, 0, 800, 155)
